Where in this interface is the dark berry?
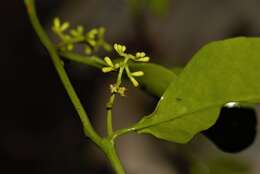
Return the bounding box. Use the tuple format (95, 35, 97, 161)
(202, 106, 257, 153)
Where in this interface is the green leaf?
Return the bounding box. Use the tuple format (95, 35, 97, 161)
(134, 37, 260, 143)
(129, 62, 177, 97)
(170, 68, 257, 108)
(171, 67, 183, 75)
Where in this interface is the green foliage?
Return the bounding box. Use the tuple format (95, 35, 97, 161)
(134, 37, 260, 143)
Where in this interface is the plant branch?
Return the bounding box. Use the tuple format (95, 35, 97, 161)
(103, 140, 126, 174)
(24, 1, 128, 173)
(24, 0, 102, 146)
(59, 52, 142, 139)
(59, 51, 106, 68)
(105, 57, 129, 136)
(106, 94, 116, 136)
(110, 126, 136, 140)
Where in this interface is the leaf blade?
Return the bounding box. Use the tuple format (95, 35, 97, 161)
(135, 37, 260, 143)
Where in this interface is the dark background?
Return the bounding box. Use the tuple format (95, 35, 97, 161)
(1, 0, 260, 174)
(1, 1, 97, 173)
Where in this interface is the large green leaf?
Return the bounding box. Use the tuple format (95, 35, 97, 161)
(134, 37, 260, 143)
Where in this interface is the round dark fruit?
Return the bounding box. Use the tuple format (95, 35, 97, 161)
(202, 106, 257, 153)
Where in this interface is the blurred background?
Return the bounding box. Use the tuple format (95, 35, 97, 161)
(1, 0, 260, 173)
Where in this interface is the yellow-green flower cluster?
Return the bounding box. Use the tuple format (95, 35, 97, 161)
(102, 43, 150, 87)
(52, 17, 111, 54)
(85, 28, 112, 54)
(110, 84, 127, 96)
(113, 44, 150, 63)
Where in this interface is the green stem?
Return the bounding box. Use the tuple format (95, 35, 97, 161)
(24, 1, 127, 173)
(103, 140, 126, 174)
(106, 94, 116, 136)
(56, 38, 83, 49)
(60, 52, 145, 73)
(110, 126, 136, 140)
(105, 57, 129, 136)
(24, 0, 102, 147)
(125, 65, 132, 80)
(60, 51, 106, 68)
